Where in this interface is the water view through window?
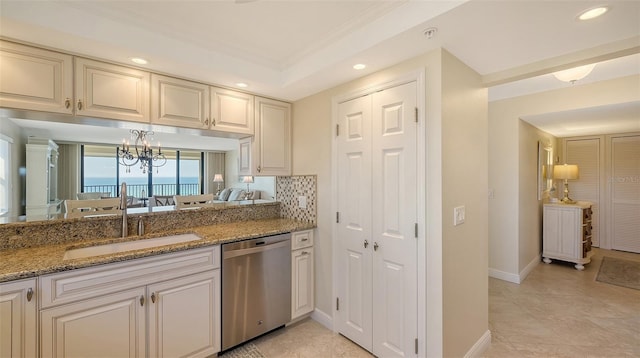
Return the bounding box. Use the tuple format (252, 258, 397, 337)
(82, 145, 203, 200)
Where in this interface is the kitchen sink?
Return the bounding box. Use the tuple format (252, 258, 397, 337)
(63, 233, 203, 260)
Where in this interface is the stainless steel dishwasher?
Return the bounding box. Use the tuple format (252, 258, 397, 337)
(221, 233, 291, 351)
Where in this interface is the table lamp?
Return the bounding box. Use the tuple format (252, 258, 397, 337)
(553, 164, 579, 204)
(213, 174, 224, 195)
(242, 176, 254, 200)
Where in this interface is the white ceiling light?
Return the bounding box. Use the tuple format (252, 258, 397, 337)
(553, 64, 596, 84)
(130, 57, 148, 65)
(236, 82, 248, 88)
(578, 6, 609, 20)
(353, 64, 366, 70)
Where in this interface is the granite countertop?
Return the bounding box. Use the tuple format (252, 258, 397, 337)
(0, 218, 315, 283)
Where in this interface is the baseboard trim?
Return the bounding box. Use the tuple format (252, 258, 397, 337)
(519, 254, 541, 282)
(489, 255, 541, 284)
(464, 329, 492, 358)
(488, 268, 520, 283)
(311, 308, 333, 330)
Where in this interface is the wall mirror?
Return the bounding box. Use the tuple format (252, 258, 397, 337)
(538, 141, 554, 201)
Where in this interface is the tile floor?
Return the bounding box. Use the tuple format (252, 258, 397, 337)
(251, 248, 639, 357)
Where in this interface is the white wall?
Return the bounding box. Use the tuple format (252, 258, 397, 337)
(489, 75, 640, 281)
(293, 48, 488, 357)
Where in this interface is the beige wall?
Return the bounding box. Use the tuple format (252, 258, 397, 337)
(293, 48, 488, 356)
(440, 49, 489, 357)
(0, 119, 25, 217)
(518, 121, 557, 273)
(489, 75, 639, 280)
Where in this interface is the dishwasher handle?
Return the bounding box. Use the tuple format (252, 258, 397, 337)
(223, 238, 290, 259)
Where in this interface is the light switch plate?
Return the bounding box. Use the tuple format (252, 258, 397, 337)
(298, 195, 307, 209)
(454, 206, 465, 226)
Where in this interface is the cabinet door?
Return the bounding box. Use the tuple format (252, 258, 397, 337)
(0, 41, 73, 114)
(0, 279, 37, 358)
(40, 287, 146, 358)
(147, 270, 220, 358)
(75, 57, 150, 123)
(254, 96, 291, 176)
(292, 247, 314, 320)
(151, 74, 209, 129)
(238, 136, 253, 176)
(210, 87, 254, 135)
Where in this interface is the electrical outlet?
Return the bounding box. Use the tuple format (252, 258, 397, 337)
(298, 195, 307, 209)
(454, 206, 465, 226)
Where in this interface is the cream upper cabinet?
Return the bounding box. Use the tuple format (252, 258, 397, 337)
(0, 278, 37, 358)
(0, 40, 73, 114)
(239, 97, 291, 176)
(75, 57, 150, 123)
(151, 74, 209, 129)
(209, 87, 254, 135)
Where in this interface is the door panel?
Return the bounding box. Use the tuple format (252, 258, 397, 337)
(336, 95, 372, 350)
(610, 135, 640, 253)
(372, 81, 417, 358)
(336, 81, 417, 357)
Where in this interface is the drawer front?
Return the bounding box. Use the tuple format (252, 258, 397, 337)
(291, 230, 313, 250)
(40, 246, 219, 309)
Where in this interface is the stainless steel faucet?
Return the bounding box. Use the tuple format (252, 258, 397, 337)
(120, 182, 127, 237)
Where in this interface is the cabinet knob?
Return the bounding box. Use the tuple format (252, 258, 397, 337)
(373, 242, 379, 251)
(257, 165, 261, 173)
(77, 99, 83, 110)
(301, 251, 309, 255)
(65, 98, 71, 109)
(140, 295, 145, 306)
(151, 292, 156, 303)
(364, 240, 369, 248)
(26, 287, 34, 302)
(212, 118, 216, 126)
(204, 118, 209, 126)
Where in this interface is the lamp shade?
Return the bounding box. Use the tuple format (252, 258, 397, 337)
(553, 164, 579, 180)
(213, 174, 224, 183)
(242, 176, 254, 184)
(553, 64, 595, 83)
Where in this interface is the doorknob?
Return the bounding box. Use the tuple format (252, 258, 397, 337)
(373, 242, 379, 251)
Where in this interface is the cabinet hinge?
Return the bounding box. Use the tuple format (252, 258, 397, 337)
(415, 338, 418, 354)
(336, 124, 340, 136)
(336, 212, 340, 223)
(415, 107, 418, 123)
(415, 223, 418, 238)
(336, 297, 340, 311)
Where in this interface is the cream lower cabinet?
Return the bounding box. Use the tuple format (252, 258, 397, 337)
(0, 40, 73, 114)
(543, 202, 594, 270)
(0, 278, 37, 358)
(291, 230, 314, 320)
(239, 97, 291, 176)
(39, 246, 220, 358)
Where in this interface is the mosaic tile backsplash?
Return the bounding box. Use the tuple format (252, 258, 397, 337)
(276, 175, 317, 224)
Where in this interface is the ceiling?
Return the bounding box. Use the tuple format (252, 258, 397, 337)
(1, 0, 639, 147)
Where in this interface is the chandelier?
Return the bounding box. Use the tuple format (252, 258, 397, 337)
(118, 129, 167, 173)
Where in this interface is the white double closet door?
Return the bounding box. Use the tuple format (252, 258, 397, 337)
(335, 81, 417, 357)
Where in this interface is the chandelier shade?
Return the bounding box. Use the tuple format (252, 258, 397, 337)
(118, 129, 167, 173)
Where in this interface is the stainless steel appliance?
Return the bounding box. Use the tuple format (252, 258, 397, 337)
(222, 233, 291, 350)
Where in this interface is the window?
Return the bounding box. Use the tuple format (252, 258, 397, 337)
(0, 135, 12, 216)
(81, 145, 204, 199)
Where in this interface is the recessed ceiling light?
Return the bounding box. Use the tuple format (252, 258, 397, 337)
(236, 82, 248, 88)
(578, 6, 609, 20)
(353, 64, 366, 70)
(130, 57, 148, 65)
